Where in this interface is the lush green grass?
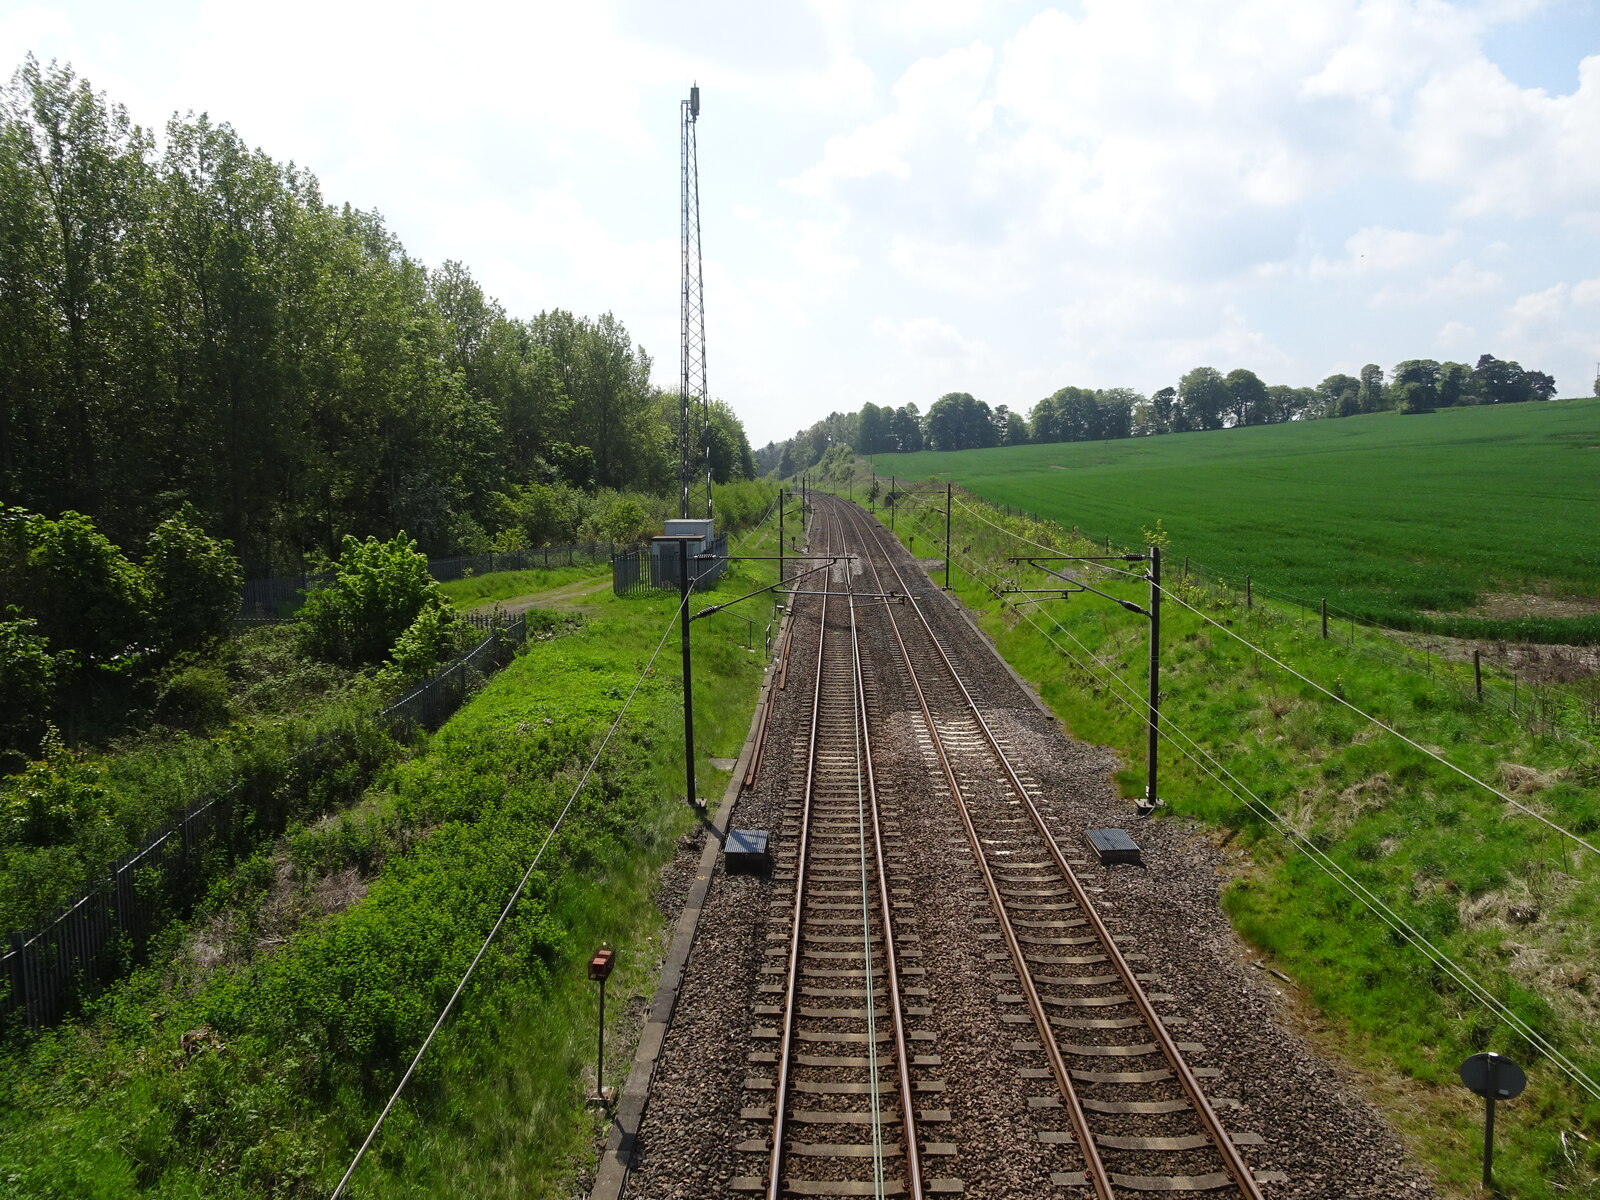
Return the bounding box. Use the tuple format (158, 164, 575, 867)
(867, 485, 1600, 1198)
(869, 399, 1600, 642)
(0, 546, 778, 1197)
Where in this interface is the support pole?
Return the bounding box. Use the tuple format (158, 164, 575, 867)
(945, 482, 952, 590)
(680, 540, 698, 807)
(597, 972, 607, 1099)
(1246, 575, 1252, 609)
(1145, 545, 1162, 810)
(1321, 597, 1329, 639)
(1474, 649, 1483, 701)
(778, 489, 785, 591)
(890, 476, 896, 532)
(1482, 1075, 1498, 1190)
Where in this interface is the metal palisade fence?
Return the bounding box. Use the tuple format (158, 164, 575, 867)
(611, 531, 729, 597)
(3, 615, 528, 1031)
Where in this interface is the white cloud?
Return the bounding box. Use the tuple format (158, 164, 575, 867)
(1309, 226, 1460, 279)
(1407, 53, 1600, 220)
(1371, 259, 1504, 306)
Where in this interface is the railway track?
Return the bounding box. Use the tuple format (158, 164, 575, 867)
(739, 492, 1277, 1197)
(734, 499, 955, 1199)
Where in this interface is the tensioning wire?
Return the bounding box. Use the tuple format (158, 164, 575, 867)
(945, 502, 1599, 853)
(330, 587, 692, 1199)
(867, 493, 1598, 1099)
(1154, 581, 1600, 857)
(952, 496, 1151, 581)
(988, 573, 1600, 1101)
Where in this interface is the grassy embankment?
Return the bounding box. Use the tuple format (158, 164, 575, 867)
(815, 457, 1598, 1199)
(871, 398, 1600, 644)
(0, 522, 782, 1198)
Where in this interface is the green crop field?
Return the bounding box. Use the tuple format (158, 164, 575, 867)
(869, 398, 1600, 642)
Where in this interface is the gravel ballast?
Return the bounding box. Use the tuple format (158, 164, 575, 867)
(612, 496, 1439, 1200)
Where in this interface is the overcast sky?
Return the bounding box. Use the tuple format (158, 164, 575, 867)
(4, 0, 1598, 445)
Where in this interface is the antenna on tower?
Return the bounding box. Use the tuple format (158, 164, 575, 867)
(680, 83, 712, 521)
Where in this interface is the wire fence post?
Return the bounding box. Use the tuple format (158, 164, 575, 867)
(1474, 650, 1483, 701)
(1144, 544, 1162, 811)
(1246, 575, 1252, 610)
(1321, 598, 1329, 639)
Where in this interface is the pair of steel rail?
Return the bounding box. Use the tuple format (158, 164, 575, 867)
(753, 494, 1268, 1198)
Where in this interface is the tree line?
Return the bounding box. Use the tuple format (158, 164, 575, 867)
(0, 58, 754, 576)
(761, 354, 1563, 469)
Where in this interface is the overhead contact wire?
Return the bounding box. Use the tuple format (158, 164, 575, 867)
(330, 590, 691, 1199)
(944, 524, 1600, 1102)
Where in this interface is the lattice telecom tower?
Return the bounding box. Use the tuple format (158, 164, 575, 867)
(680, 84, 713, 521)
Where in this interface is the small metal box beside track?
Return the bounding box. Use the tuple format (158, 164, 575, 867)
(1086, 828, 1142, 866)
(724, 828, 771, 874)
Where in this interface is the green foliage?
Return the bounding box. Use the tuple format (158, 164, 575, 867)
(713, 478, 779, 532)
(1, 507, 151, 669)
(142, 508, 244, 653)
(296, 534, 448, 667)
(925, 391, 996, 451)
(155, 663, 234, 733)
(871, 398, 1600, 643)
(0, 728, 110, 848)
(0, 59, 755, 578)
(0, 610, 61, 760)
(596, 496, 650, 544)
(0, 528, 781, 1196)
(376, 604, 472, 694)
(0, 623, 382, 932)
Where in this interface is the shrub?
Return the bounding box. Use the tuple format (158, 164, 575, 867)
(0, 610, 62, 761)
(714, 478, 779, 532)
(378, 604, 473, 693)
(0, 729, 110, 848)
(142, 508, 244, 655)
(156, 664, 234, 732)
(598, 496, 650, 544)
(510, 482, 588, 544)
(296, 534, 449, 667)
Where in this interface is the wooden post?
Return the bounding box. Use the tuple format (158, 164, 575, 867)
(1320, 598, 1329, 639)
(1246, 575, 1252, 609)
(1473, 649, 1483, 701)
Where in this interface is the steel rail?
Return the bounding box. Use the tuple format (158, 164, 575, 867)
(766, 499, 920, 1200)
(834, 499, 1114, 1200)
(837, 494, 1266, 1200)
(850, 582, 926, 1200)
(765, 518, 833, 1200)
